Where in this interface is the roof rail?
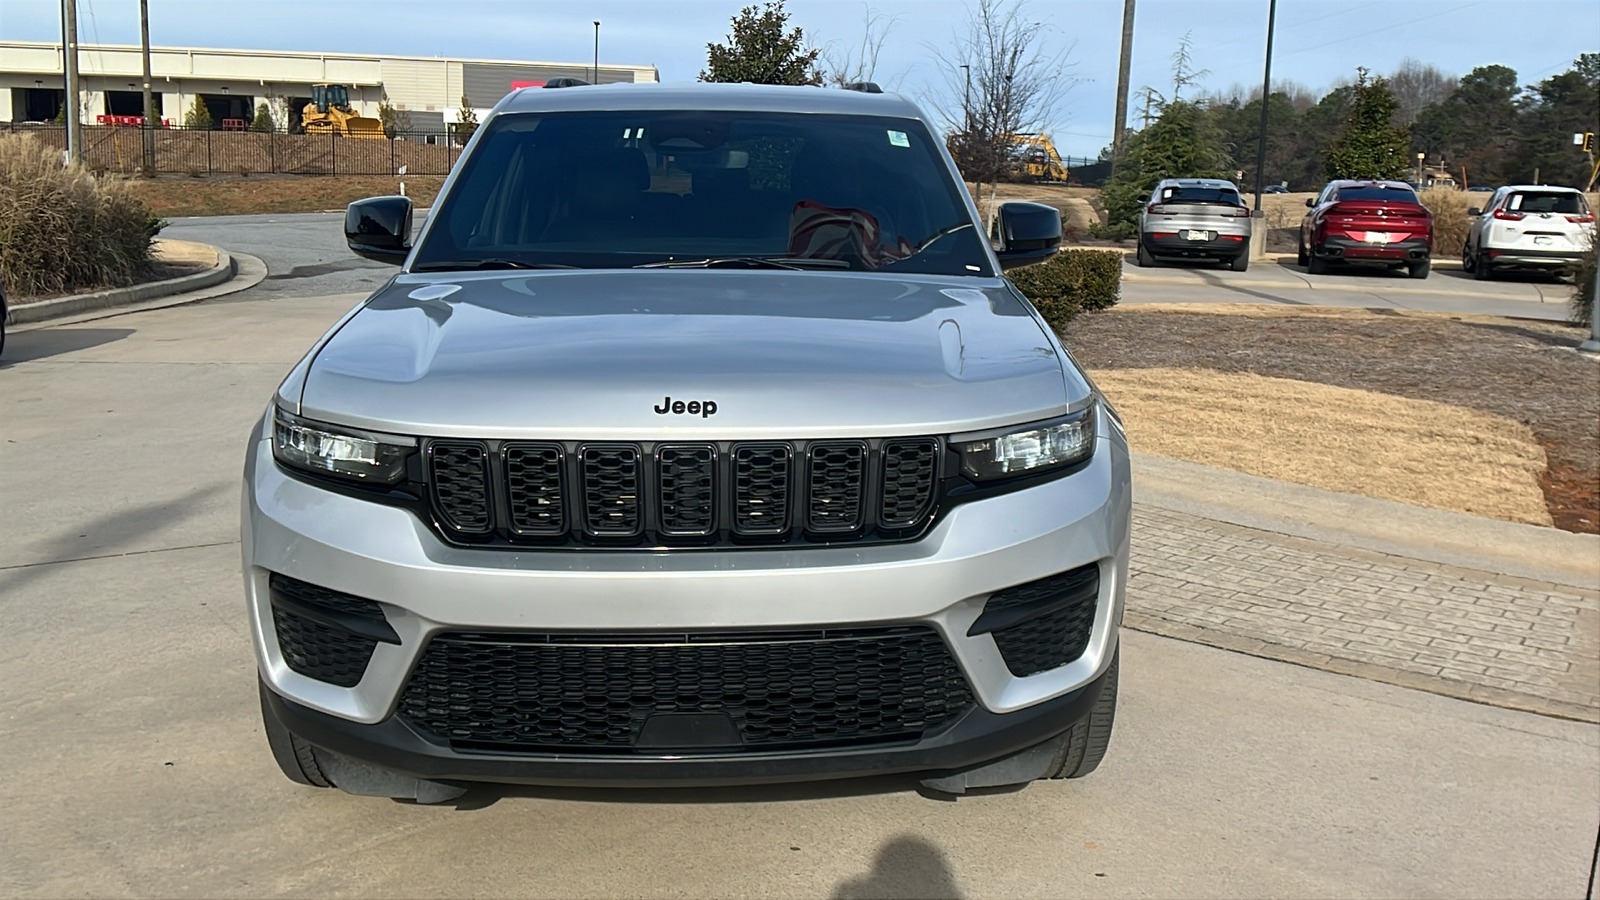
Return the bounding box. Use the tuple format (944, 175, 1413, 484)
(841, 82, 883, 94)
(543, 77, 590, 89)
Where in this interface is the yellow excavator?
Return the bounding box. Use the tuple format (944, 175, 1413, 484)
(301, 84, 385, 139)
(1009, 133, 1069, 183)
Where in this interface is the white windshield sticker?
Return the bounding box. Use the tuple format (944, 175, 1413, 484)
(887, 130, 910, 148)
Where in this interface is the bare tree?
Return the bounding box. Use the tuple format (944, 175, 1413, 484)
(1169, 31, 1210, 104)
(1387, 58, 1458, 125)
(821, 6, 902, 88)
(929, 0, 1078, 227)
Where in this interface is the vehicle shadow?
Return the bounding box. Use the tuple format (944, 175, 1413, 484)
(0, 327, 134, 367)
(442, 772, 933, 810)
(831, 834, 965, 899)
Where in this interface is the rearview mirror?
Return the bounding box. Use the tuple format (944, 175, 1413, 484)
(345, 196, 414, 264)
(1305, 197, 1315, 208)
(994, 202, 1062, 272)
(1468, 207, 1482, 217)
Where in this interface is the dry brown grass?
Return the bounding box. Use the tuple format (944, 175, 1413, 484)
(1419, 188, 1472, 256)
(0, 133, 161, 297)
(1092, 366, 1553, 526)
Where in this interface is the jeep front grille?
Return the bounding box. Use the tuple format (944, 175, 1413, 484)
(425, 437, 941, 549)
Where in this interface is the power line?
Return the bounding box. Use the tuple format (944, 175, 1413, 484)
(1279, 1, 1487, 57)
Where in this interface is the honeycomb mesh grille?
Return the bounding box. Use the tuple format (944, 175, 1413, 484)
(988, 565, 1100, 677)
(733, 444, 792, 535)
(806, 442, 866, 532)
(504, 443, 564, 535)
(430, 441, 492, 533)
(879, 439, 938, 528)
(658, 445, 716, 535)
(398, 627, 975, 753)
(269, 573, 386, 621)
(581, 446, 642, 536)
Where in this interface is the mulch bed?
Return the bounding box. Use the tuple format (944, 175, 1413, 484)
(1061, 306, 1600, 533)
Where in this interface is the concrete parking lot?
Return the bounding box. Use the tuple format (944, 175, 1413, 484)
(2, 219, 1597, 898)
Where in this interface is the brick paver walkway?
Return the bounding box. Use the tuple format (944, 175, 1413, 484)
(1125, 506, 1600, 721)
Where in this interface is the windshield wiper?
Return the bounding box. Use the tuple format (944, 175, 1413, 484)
(412, 258, 578, 271)
(633, 256, 851, 270)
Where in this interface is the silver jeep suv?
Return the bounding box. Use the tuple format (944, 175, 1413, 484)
(245, 82, 1132, 802)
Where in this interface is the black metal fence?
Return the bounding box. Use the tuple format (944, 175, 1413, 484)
(2, 123, 466, 177)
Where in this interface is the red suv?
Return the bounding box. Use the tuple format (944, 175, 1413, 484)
(1299, 180, 1433, 279)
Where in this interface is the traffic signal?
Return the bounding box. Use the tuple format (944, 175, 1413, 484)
(1584, 132, 1595, 153)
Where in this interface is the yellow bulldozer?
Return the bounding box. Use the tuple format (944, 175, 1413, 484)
(301, 84, 385, 139)
(1009, 133, 1069, 183)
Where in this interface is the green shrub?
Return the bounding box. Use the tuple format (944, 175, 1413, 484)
(1574, 236, 1596, 328)
(0, 134, 164, 298)
(1006, 248, 1123, 331)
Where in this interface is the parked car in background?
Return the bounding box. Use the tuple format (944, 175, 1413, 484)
(1463, 185, 1595, 280)
(1298, 180, 1433, 278)
(1136, 178, 1253, 271)
(1467, 185, 1496, 193)
(1263, 185, 1289, 194)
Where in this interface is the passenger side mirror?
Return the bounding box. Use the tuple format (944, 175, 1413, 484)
(1305, 198, 1315, 208)
(1468, 207, 1482, 217)
(994, 202, 1062, 272)
(345, 196, 414, 264)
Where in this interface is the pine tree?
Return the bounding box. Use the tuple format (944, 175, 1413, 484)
(1324, 68, 1411, 180)
(377, 90, 411, 138)
(249, 101, 275, 133)
(454, 96, 479, 145)
(1098, 100, 1232, 237)
(183, 95, 213, 129)
(700, 1, 822, 86)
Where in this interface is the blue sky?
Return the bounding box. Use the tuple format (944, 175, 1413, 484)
(7, 0, 1597, 157)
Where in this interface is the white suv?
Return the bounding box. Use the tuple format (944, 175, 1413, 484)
(1463, 185, 1595, 280)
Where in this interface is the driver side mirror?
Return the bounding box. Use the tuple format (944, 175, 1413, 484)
(1468, 207, 1482, 217)
(994, 202, 1062, 272)
(345, 196, 413, 264)
(1305, 197, 1316, 208)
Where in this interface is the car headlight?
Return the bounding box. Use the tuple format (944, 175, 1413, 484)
(272, 408, 414, 484)
(953, 407, 1096, 480)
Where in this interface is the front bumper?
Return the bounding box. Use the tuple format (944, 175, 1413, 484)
(243, 409, 1132, 782)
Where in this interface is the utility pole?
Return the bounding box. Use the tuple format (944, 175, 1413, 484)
(1248, 0, 1276, 261)
(960, 64, 970, 130)
(593, 21, 600, 85)
(140, 0, 154, 173)
(1111, 0, 1135, 173)
(61, 0, 83, 164)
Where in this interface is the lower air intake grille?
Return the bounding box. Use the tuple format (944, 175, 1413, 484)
(398, 626, 975, 753)
(268, 574, 389, 688)
(984, 564, 1100, 677)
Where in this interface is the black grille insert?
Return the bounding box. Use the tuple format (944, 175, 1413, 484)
(806, 441, 866, 532)
(973, 564, 1100, 677)
(268, 574, 391, 688)
(423, 436, 939, 549)
(581, 445, 642, 537)
(430, 441, 492, 534)
(504, 443, 564, 536)
(657, 445, 716, 536)
(398, 626, 975, 753)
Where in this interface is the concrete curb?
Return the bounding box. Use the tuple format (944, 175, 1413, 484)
(9, 245, 237, 326)
(1131, 453, 1600, 590)
(1123, 612, 1598, 723)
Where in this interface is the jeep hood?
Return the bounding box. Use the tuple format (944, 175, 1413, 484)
(296, 270, 1087, 439)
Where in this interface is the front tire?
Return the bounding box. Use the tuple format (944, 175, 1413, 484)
(1461, 242, 1476, 272)
(1044, 649, 1119, 779)
(1297, 238, 1309, 267)
(260, 683, 332, 788)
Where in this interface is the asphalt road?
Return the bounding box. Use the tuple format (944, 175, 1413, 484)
(162, 212, 398, 300)
(2, 225, 1597, 897)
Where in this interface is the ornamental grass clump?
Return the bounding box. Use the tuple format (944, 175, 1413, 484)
(0, 133, 163, 298)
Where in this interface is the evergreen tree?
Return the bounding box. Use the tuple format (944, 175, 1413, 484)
(183, 95, 213, 130)
(1324, 68, 1410, 180)
(249, 101, 276, 133)
(700, 1, 822, 86)
(1411, 65, 1520, 184)
(1098, 100, 1232, 237)
(377, 89, 411, 138)
(454, 96, 479, 145)
(1510, 54, 1599, 187)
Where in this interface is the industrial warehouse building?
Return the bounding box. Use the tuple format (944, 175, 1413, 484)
(0, 40, 659, 132)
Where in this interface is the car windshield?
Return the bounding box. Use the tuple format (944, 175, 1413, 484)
(1337, 185, 1418, 202)
(1508, 191, 1587, 214)
(412, 110, 992, 276)
(1161, 186, 1241, 205)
